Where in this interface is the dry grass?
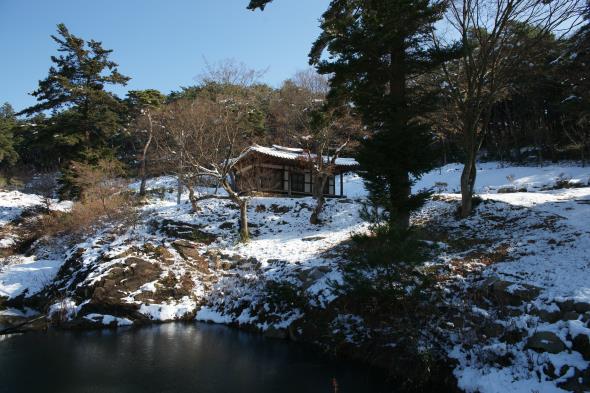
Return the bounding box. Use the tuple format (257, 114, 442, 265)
(37, 189, 138, 240)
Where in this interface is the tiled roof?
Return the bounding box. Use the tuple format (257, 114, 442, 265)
(234, 144, 359, 167)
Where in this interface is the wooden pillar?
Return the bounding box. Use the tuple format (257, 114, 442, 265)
(288, 167, 292, 196)
(340, 171, 344, 196)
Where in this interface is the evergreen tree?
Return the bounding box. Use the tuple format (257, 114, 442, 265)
(558, 17, 590, 164)
(310, 0, 445, 230)
(19, 23, 130, 196)
(126, 89, 166, 196)
(0, 103, 19, 168)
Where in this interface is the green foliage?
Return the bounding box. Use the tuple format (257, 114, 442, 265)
(307, 0, 447, 228)
(559, 22, 590, 129)
(126, 89, 166, 115)
(264, 280, 306, 312)
(0, 103, 19, 168)
(19, 23, 130, 172)
(59, 157, 126, 199)
(247, 0, 273, 10)
(339, 224, 433, 307)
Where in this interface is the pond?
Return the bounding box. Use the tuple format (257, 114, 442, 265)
(0, 322, 389, 393)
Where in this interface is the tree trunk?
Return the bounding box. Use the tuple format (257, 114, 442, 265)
(310, 174, 329, 225)
(138, 134, 153, 197)
(176, 177, 182, 205)
(390, 172, 411, 230)
(221, 179, 249, 242)
(139, 113, 154, 197)
(187, 184, 199, 213)
(460, 154, 477, 218)
(238, 199, 249, 242)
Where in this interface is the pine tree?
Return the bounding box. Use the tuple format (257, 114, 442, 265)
(308, 0, 445, 230)
(19, 23, 130, 196)
(250, 1, 445, 229)
(0, 103, 19, 168)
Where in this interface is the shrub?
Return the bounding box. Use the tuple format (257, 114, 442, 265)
(36, 160, 137, 240)
(37, 191, 137, 240)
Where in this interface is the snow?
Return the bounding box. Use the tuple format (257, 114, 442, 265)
(0, 256, 64, 298)
(196, 306, 234, 324)
(2, 161, 590, 393)
(414, 162, 590, 194)
(411, 162, 590, 393)
(233, 144, 359, 168)
(84, 313, 133, 326)
(139, 297, 196, 321)
(0, 190, 71, 227)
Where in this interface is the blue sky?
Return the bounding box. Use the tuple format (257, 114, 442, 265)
(0, 0, 329, 112)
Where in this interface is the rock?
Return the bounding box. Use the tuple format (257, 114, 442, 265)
(575, 302, 590, 313)
(482, 323, 504, 338)
(219, 221, 234, 230)
(562, 310, 580, 321)
(301, 236, 326, 242)
(558, 367, 590, 392)
(263, 326, 288, 339)
(501, 329, 525, 345)
(497, 186, 517, 193)
(298, 267, 325, 288)
(159, 219, 215, 243)
(143, 243, 174, 264)
(481, 278, 540, 306)
(572, 334, 590, 361)
(172, 240, 201, 260)
(543, 363, 571, 380)
(269, 204, 290, 214)
(534, 309, 561, 323)
(267, 259, 288, 265)
(89, 257, 162, 306)
(558, 299, 575, 312)
(526, 331, 566, 354)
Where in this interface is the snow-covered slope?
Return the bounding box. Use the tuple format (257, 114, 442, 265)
(1, 162, 590, 392)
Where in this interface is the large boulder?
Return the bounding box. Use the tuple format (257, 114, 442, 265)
(480, 278, 540, 307)
(158, 219, 216, 243)
(497, 186, 518, 194)
(575, 302, 590, 313)
(89, 257, 162, 305)
(526, 331, 566, 354)
(172, 240, 210, 273)
(573, 334, 590, 361)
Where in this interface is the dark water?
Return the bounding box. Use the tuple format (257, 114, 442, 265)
(0, 323, 389, 393)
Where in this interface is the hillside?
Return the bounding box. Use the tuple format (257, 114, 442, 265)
(1, 162, 590, 392)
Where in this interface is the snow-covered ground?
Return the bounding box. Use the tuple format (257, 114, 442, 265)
(414, 162, 590, 194)
(415, 163, 590, 393)
(0, 190, 71, 228)
(1, 162, 590, 392)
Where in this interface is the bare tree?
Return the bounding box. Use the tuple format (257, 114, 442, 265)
(432, 0, 585, 217)
(127, 90, 166, 197)
(290, 68, 330, 96)
(154, 99, 212, 212)
(198, 58, 268, 87)
(156, 96, 254, 241)
(155, 61, 266, 241)
(301, 106, 361, 225)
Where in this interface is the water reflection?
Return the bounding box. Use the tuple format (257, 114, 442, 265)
(0, 323, 388, 393)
